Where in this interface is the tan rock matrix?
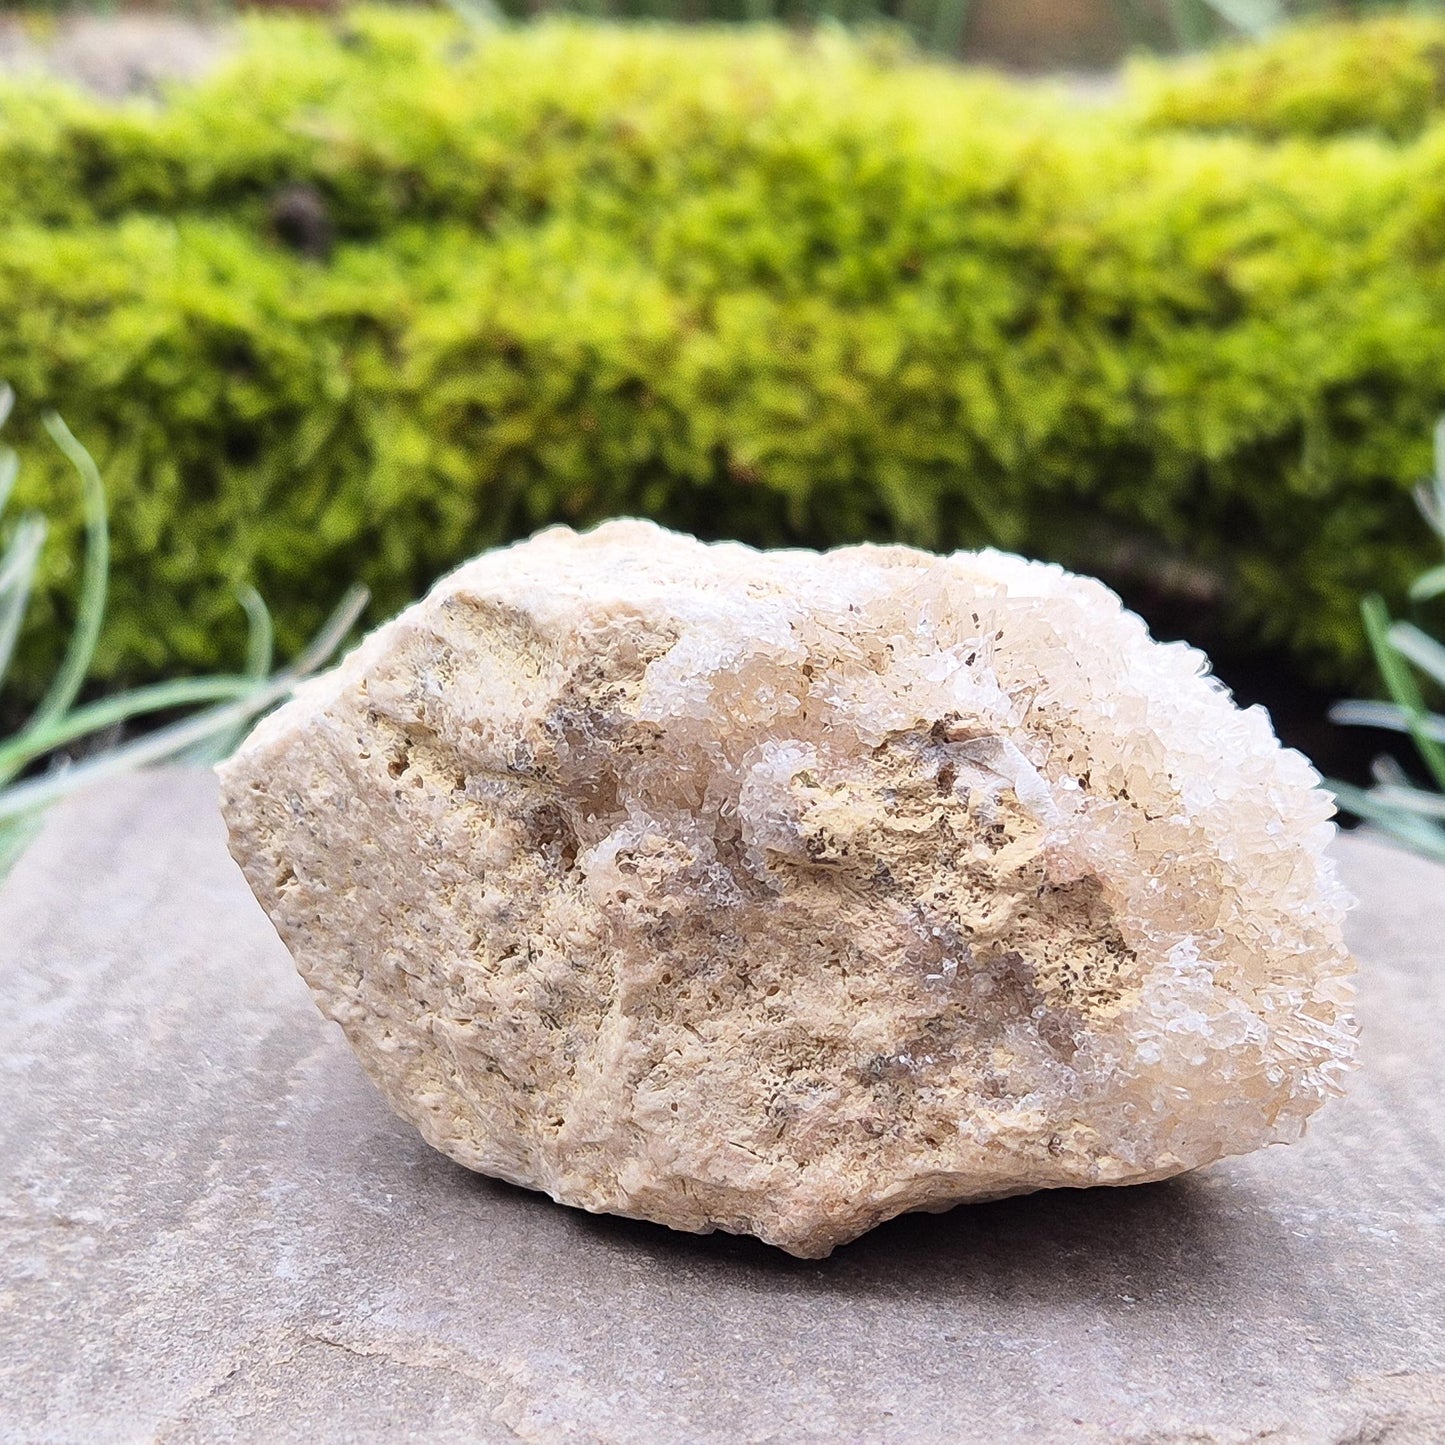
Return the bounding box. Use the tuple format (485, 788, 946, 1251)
(219, 521, 1357, 1257)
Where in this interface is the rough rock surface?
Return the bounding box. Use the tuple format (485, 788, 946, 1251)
(218, 521, 1356, 1257)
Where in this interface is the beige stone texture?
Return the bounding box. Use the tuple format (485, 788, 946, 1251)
(217, 521, 1356, 1257)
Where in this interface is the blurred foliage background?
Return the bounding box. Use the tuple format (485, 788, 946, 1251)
(0, 0, 1444, 780)
(3, 0, 1443, 66)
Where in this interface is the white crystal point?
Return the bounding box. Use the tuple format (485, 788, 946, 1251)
(218, 520, 1357, 1258)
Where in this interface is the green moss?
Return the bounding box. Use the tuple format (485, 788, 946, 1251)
(2, 11, 1445, 695)
(1129, 16, 1445, 141)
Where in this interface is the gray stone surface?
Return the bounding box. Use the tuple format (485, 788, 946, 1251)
(1, 767, 1442, 1444)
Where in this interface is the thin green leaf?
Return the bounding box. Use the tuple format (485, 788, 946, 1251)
(442, 0, 505, 31)
(1370, 782, 1445, 821)
(0, 682, 295, 824)
(178, 587, 277, 766)
(0, 448, 19, 521)
(1386, 620, 1445, 690)
(239, 586, 274, 681)
(1416, 480, 1445, 545)
(0, 584, 367, 824)
(1200, 0, 1281, 38)
(1370, 754, 1413, 788)
(1413, 415, 1445, 544)
(0, 675, 260, 781)
(1361, 596, 1445, 791)
(0, 514, 46, 695)
(1327, 779, 1445, 864)
(288, 584, 368, 676)
(1361, 817, 1445, 864)
(1329, 699, 1445, 742)
(28, 413, 108, 733)
(1410, 564, 1445, 603)
(177, 729, 246, 771)
(0, 812, 42, 881)
(0, 383, 14, 434)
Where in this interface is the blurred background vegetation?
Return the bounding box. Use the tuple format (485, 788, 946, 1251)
(2, 0, 1440, 66)
(1, 0, 1445, 789)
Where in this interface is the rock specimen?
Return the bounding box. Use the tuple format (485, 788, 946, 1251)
(218, 521, 1357, 1258)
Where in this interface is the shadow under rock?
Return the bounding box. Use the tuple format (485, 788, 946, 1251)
(446, 1152, 1249, 1308)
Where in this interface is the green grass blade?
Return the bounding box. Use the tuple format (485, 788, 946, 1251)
(1329, 699, 1445, 742)
(444, 0, 505, 29)
(1326, 779, 1445, 864)
(188, 584, 361, 767)
(0, 583, 367, 824)
(1417, 481, 1445, 546)
(1410, 564, 1445, 603)
(0, 383, 14, 434)
(1361, 596, 1445, 792)
(0, 675, 261, 781)
(239, 586, 274, 681)
(1413, 415, 1445, 544)
(0, 514, 46, 695)
(1370, 782, 1445, 821)
(1199, 0, 1281, 38)
(1361, 816, 1445, 863)
(0, 447, 19, 521)
(288, 584, 368, 677)
(1370, 754, 1412, 788)
(178, 587, 276, 766)
(0, 683, 295, 824)
(1433, 414, 1445, 529)
(28, 414, 108, 732)
(0, 812, 42, 881)
(1332, 413, 1445, 865)
(1386, 620, 1445, 690)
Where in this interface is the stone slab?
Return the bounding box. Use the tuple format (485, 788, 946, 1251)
(1, 768, 1442, 1444)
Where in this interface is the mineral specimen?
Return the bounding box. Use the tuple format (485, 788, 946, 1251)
(218, 521, 1357, 1257)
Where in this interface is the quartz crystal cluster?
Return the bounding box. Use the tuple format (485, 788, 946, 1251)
(219, 521, 1357, 1257)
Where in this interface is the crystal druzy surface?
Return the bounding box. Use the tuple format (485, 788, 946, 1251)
(219, 521, 1356, 1257)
